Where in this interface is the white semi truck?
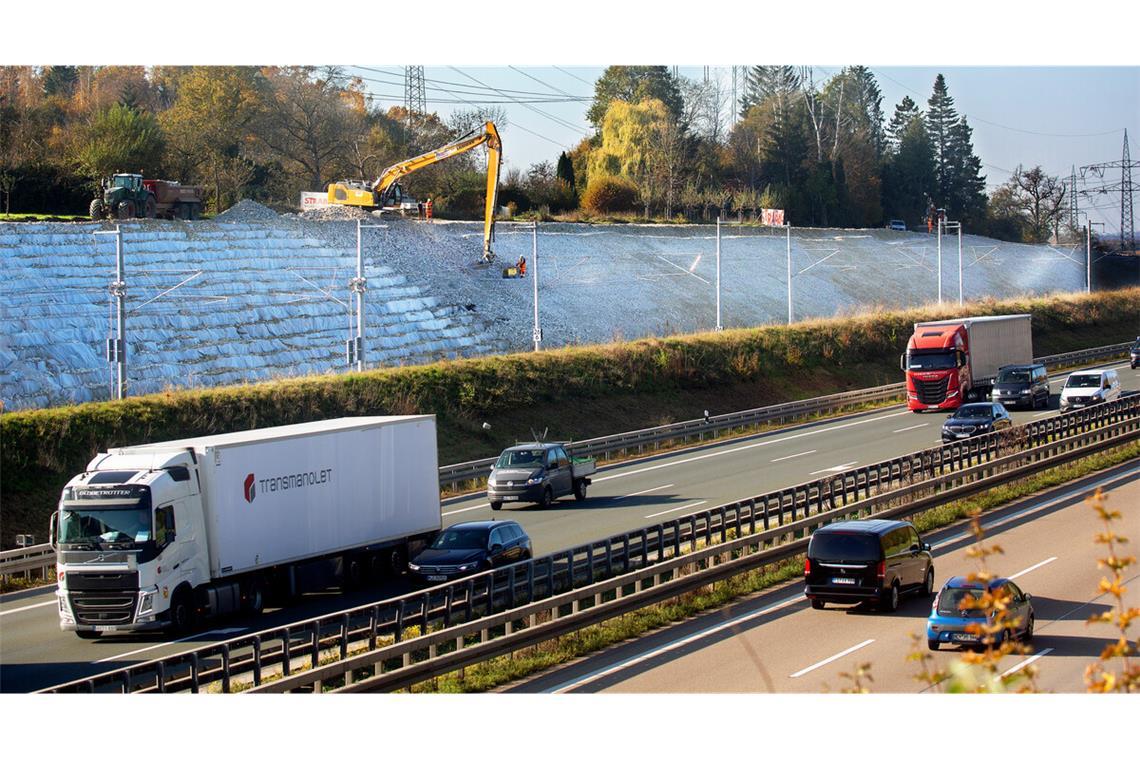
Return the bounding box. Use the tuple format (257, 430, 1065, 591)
(52, 416, 441, 639)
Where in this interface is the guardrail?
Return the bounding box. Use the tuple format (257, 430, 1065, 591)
(42, 392, 1140, 693)
(5, 341, 1129, 581)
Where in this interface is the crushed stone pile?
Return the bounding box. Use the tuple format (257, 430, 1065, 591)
(214, 199, 279, 222)
(299, 204, 371, 221)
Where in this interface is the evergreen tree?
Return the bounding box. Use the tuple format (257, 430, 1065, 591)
(844, 66, 885, 157)
(882, 112, 936, 224)
(556, 151, 575, 188)
(739, 65, 802, 116)
(947, 115, 987, 224)
(886, 96, 919, 153)
(926, 73, 959, 206)
(42, 66, 78, 97)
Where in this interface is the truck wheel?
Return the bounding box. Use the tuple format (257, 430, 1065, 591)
(343, 556, 365, 590)
(573, 479, 587, 501)
(490, 501, 502, 511)
(76, 629, 102, 639)
(188, 204, 200, 220)
(176, 203, 190, 220)
(386, 546, 407, 576)
(244, 579, 266, 615)
(144, 196, 157, 219)
(89, 198, 105, 220)
(117, 200, 135, 220)
(169, 588, 196, 635)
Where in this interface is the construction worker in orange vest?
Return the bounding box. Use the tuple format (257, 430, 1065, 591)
(425, 197, 433, 222)
(517, 255, 527, 277)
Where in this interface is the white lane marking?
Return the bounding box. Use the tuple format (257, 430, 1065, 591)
(94, 627, 250, 664)
(592, 411, 912, 484)
(1001, 648, 1054, 677)
(790, 639, 875, 678)
(545, 589, 807, 692)
(809, 461, 858, 475)
(892, 423, 928, 433)
(614, 484, 674, 500)
(771, 450, 817, 463)
(1009, 557, 1057, 580)
(645, 501, 707, 519)
(0, 599, 57, 617)
(442, 502, 490, 517)
(1032, 411, 1053, 418)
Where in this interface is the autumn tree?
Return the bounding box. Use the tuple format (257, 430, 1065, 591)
(70, 102, 165, 180)
(587, 66, 683, 130)
(997, 165, 1068, 243)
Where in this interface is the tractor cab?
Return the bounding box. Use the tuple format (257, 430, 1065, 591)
(110, 174, 143, 191)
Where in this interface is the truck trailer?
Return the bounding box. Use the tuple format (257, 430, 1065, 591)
(51, 416, 441, 638)
(901, 314, 1033, 411)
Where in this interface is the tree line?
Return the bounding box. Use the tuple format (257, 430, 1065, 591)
(0, 65, 1073, 243)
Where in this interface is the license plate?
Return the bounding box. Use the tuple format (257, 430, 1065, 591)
(956, 432, 970, 438)
(427, 575, 447, 582)
(501, 496, 518, 502)
(952, 633, 978, 642)
(830, 577, 855, 585)
(94, 626, 117, 632)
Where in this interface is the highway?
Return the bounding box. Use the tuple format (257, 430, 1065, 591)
(1, 358, 1136, 692)
(506, 461, 1139, 694)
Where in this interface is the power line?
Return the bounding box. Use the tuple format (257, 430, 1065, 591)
(447, 66, 590, 137)
(507, 65, 584, 99)
(356, 66, 589, 101)
(553, 65, 595, 87)
(428, 79, 571, 150)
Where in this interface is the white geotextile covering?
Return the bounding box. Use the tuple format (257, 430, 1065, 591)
(1, 215, 1086, 410)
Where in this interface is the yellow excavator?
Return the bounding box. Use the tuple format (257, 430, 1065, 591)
(327, 121, 503, 262)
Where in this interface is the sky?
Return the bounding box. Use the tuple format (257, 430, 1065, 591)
(347, 65, 1138, 235)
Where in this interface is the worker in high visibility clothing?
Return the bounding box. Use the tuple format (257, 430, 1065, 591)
(517, 256, 527, 277)
(425, 197, 433, 222)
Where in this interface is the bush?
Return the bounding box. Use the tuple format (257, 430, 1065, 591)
(582, 175, 638, 214)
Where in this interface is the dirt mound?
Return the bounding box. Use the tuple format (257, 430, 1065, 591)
(215, 199, 279, 222)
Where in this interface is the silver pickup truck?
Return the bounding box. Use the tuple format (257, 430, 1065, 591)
(487, 442, 596, 511)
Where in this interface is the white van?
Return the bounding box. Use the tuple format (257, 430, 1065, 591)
(1059, 368, 1122, 411)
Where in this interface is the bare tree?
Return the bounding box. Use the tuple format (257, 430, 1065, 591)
(1008, 165, 1067, 243)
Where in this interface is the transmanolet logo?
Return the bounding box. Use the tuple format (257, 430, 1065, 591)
(244, 473, 256, 503)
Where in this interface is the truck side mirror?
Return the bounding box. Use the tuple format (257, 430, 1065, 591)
(957, 350, 966, 367)
(49, 513, 58, 550)
(899, 354, 906, 371)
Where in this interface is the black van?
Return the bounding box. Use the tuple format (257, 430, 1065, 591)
(804, 519, 934, 612)
(990, 363, 1049, 410)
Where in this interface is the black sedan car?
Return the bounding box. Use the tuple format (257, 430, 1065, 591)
(1131, 338, 1139, 369)
(941, 402, 1012, 443)
(408, 520, 532, 585)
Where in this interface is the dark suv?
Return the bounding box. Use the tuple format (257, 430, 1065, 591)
(408, 520, 532, 585)
(1130, 338, 1139, 370)
(990, 363, 1049, 410)
(804, 519, 934, 612)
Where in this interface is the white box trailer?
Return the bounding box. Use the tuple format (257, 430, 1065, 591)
(915, 314, 1033, 384)
(52, 416, 441, 637)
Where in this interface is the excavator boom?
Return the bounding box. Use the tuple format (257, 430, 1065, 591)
(327, 122, 502, 261)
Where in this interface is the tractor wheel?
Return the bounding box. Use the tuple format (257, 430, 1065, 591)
(117, 200, 136, 220)
(89, 198, 105, 220)
(144, 196, 157, 219)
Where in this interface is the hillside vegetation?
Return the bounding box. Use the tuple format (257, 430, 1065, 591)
(2, 288, 1137, 546)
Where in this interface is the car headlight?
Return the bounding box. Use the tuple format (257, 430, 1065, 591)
(526, 476, 544, 485)
(457, 563, 476, 572)
(138, 586, 158, 616)
(407, 562, 420, 572)
(1019, 389, 1030, 394)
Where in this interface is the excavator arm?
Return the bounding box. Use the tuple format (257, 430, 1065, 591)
(327, 121, 502, 261)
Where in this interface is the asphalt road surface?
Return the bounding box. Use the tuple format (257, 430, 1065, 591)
(2, 359, 1136, 692)
(506, 462, 1139, 693)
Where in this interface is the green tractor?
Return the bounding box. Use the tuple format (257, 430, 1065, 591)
(90, 173, 204, 220)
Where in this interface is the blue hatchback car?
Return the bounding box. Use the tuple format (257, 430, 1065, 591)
(926, 576, 1035, 651)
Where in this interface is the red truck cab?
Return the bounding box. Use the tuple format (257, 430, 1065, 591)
(902, 323, 969, 411)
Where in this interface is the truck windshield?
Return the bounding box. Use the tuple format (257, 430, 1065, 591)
(58, 507, 151, 547)
(496, 449, 544, 468)
(996, 369, 1030, 384)
(907, 351, 957, 370)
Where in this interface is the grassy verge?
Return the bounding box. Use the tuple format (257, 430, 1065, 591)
(407, 440, 1140, 693)
(0, 213, 88, 222)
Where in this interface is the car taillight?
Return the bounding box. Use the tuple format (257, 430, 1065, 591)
(876, 560, 885, 579)
(804, 558, 811, 576)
